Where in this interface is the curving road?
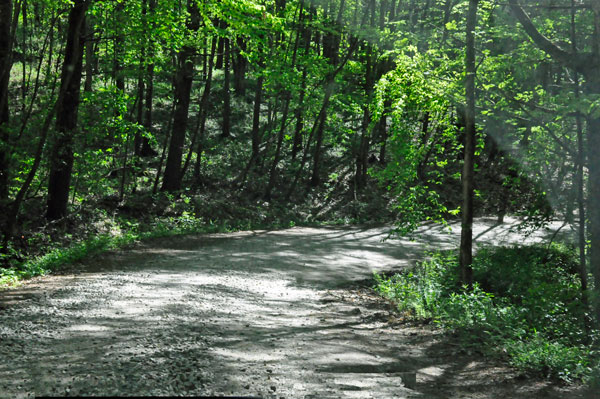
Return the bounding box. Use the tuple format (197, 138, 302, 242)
(0, 218, 586, 398)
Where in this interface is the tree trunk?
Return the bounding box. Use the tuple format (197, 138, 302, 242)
(183, 36, 216, 179)
(193, 36, 217, 181)
(133, 0, 147, 158)
(458, 0, 478, 287)
(441, 0, 456, 44)
(251, 61, 263, 161)
(216, 21, 226, 69)
(140, 0, 156, 157)
(291, 3, 311, 161)
(161, 0, 199, 192)
(84, 17, 93, 92)
(233, 37, 246, 95)
(355, 1, 378, 191)
(46, 0, 87, 220)
(303, 35, 360, 191)
(584, 4, 600, 318)
(0, 0, 13, 204)
(309, 83, 333, 187)
(20, 0, 27, 119)
(570, 0, 589, 312)
(378, 108, 389, 164)
(587, 6, 600, 328)
(113, 1, 125, 94)
(309, 0, 347, 188)
(356, 42, 375, 191)
(221, 38, 231, 138)
(264, 94, 291, 201)
(153, 100, 175, 194)
(264, 2, 303, 200)
(130, 1, 146, 195)
(355, 108, 370, 191)
(291, 67, 307, 161)
(134, 66, 145, 154)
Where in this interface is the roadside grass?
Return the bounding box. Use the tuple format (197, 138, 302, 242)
(0, 212, 309, 288)
(0, 179, 396, 289)
(374, 244, 599, 384)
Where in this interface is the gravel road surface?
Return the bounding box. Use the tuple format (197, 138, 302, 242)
(0, 218, 589, 398)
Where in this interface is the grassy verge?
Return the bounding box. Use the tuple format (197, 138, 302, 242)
(374, 244, 599, 383)
(0, 212, 307, 288)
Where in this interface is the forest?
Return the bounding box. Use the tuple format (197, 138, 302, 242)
(0, 0, 600, 397)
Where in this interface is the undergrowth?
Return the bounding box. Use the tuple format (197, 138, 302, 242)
(374, 244, 599, 383)
(0, 191, 320, 287)
(0, 216, 228, 286)
(0, 175, 396, 288)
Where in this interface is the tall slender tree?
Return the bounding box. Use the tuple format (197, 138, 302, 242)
(221, 37, 231, 138)
(0, 0, 14, 204)
(46, 0, 88, 220)
(161, 0, 200, 192)
(459, 0, 478, 287)
(192, 36, 217, 181)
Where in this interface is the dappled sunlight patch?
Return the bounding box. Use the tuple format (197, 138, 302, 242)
(417, 365, 446, 378)
(65, 324, 111, 332)
(1, 224, 586, 398)
(211, 347, 284, 362)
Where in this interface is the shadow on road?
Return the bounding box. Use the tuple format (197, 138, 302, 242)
(0, 218, 585, 398)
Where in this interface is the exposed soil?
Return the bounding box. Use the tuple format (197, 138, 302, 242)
(0, 218, 594, 398)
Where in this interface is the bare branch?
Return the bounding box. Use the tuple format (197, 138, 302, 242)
(507, 0, 594, 72)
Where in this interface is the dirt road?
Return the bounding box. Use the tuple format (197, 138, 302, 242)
(0, 218, 588, 398)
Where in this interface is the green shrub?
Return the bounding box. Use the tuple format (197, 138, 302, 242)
(374, 244, 597, 383)
(0, 205, 312, 288)
(506, 333, 591, 382)
(375, 251, 456, 318)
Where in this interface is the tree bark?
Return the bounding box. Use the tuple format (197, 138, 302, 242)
(291, 66, 307, 161)
(251, 60, 263, 161)
(508, 0, 591, 71)
(309, 0, 349, 188)
(291, 2, 311, 161)
(441, 0, 456, 44)
(0, 0, 14, 204)
(46, 0, 88, 220)
(221, 38, 231, 138)
(161, 0, 199, 192)
(216, 20, 226, 69)
(309, 83, 333, 187)
(298, 35, 360, 192)
(356, 42, 375, 191)
(113, 1, 125, 93)
(133, 0, 147, 157)
(589, 111, 600, 325)
(192, 36, 217, 181)
(458, 0, 478, 287)
(570, 0, 589, 312)
(183, 36, 216, 179)
(140, 0, 157, 157)
(264, 2, 304, 200)
(233, 37, 246, 95)
(377, 101, 390, 164)
(264, 93, 291, 201)
(355, 107, 370, 191)
(585, 2, 600, 329)
(84, 17, 94, 92)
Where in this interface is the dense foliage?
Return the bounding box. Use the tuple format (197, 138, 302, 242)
(375, 245, 597, 382)
(0, 0, 598, 385)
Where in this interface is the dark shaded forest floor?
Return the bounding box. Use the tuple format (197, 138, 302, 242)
(0, 219, 594, 398)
